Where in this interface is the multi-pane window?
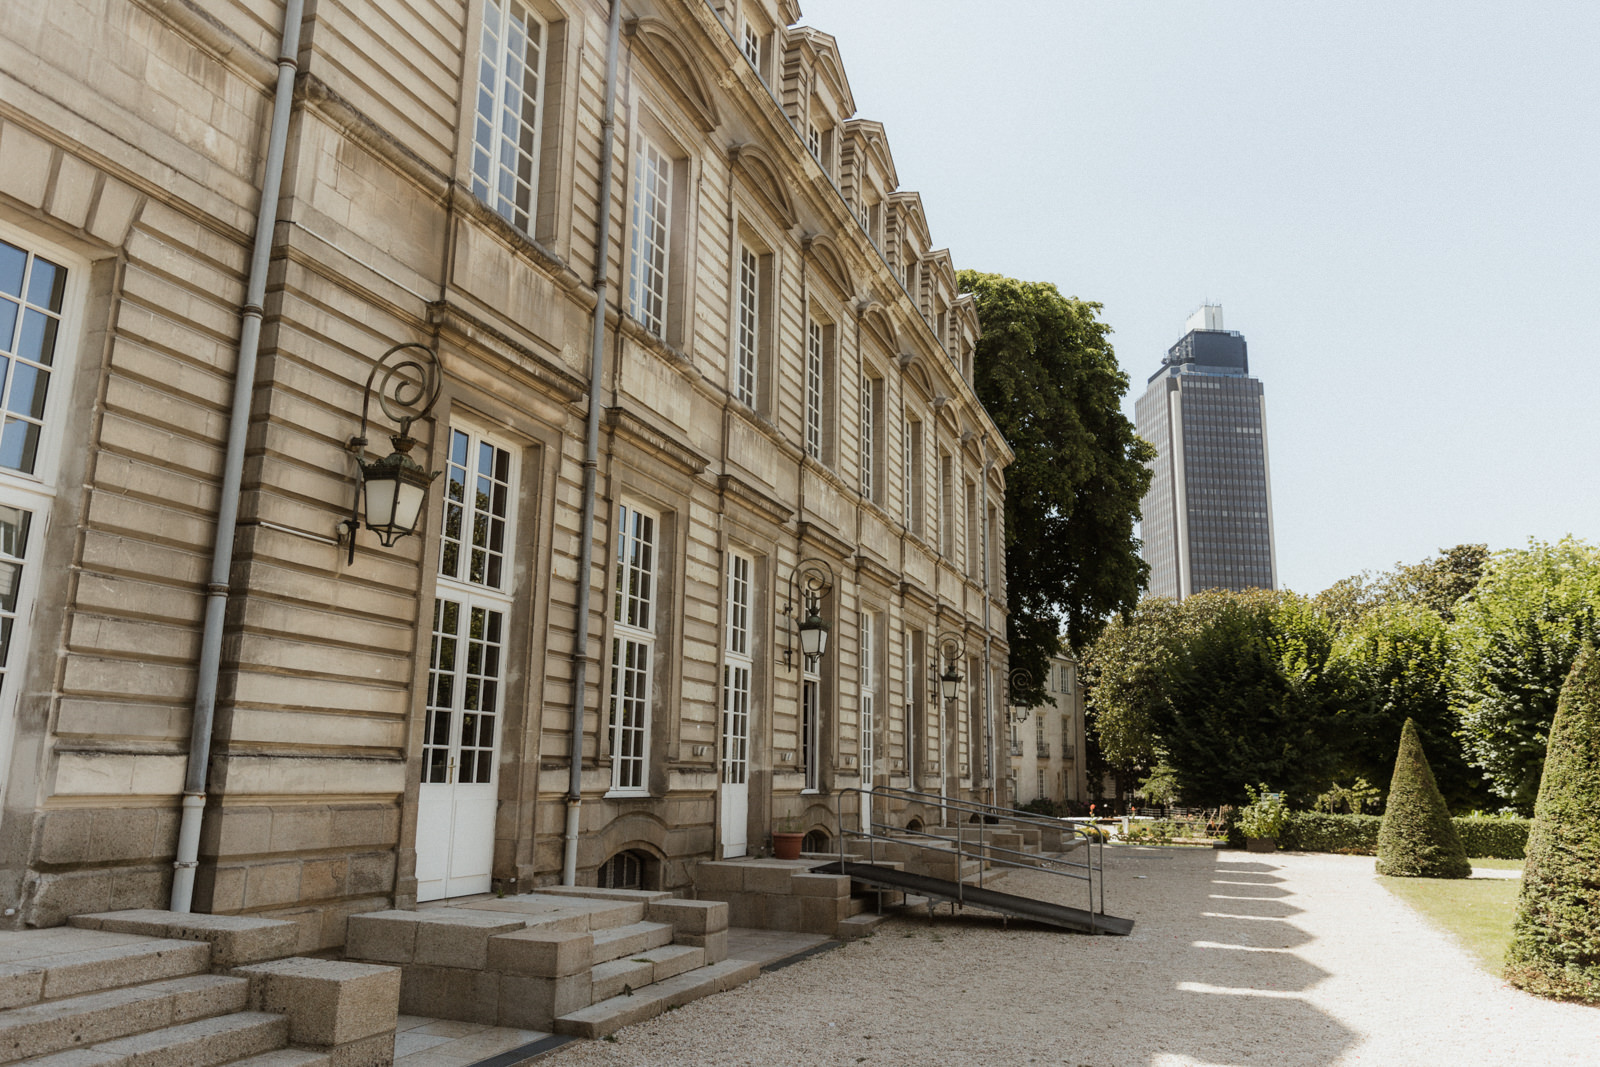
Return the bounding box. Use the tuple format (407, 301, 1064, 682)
(0, 506, 32, 696)
(611, 503, 658, 793)
(802, 592, 821, 792)
(860, 374, 880, 502)
(440, 429, 512, 587)
(805, 317, 824, 460)
(939, 452, 954, 557)
(901, 420, 912, 527)
(902, 629, 914, 779)
(428, 429, 516, 787)
(741, 23, 761, 71)
(425, 599, 505, 785)
(735, 246, 759, 407)
(470, 0, 547, 233)
(721, 552, 752, 786)
(907, 419, 924, 536)
(807, 122, 821, 160)
(626, 136, 672, 337)
(859, 611, 876, 781)
(0, 239, 65, 474)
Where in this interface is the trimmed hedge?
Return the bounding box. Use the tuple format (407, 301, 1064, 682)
(1506, 644, 1600, 1002)
(1453, 815, 1530, 860)
(1376, 718, 1471, 878)
(1279, 812, 1381, 854)
(1274, 811, 1528, 858)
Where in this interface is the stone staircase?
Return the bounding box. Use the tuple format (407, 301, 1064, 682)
(0, 912, 399, 1066)
(344, 887, 761, 1039)
(691, 857, 901, 941)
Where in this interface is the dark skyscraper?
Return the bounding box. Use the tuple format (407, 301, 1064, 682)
(1135, 305, 1276, 600)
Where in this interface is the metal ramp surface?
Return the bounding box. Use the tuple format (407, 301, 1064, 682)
(813, 859, 1135, 936)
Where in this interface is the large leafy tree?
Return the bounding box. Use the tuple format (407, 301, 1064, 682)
(1331, 601, 1489, 811)
(1150, 590, 1342, 806)
(1081, 597, 1183, 775)
(1380, 543, 1489, 622)
(961, 271, 1153, 704)
(1451, 538, 1600, 813)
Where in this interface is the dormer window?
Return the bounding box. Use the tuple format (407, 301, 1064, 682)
(807, 121, 821, 160)
(741, 24, 759, 65)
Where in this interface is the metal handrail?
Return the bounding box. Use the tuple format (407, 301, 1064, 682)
(833, 784, 1106, 928)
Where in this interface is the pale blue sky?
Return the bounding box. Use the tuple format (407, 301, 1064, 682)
(798, 0, 1600, 594)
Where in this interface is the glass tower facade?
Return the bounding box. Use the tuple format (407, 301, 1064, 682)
(1136, 306, 1276, 600)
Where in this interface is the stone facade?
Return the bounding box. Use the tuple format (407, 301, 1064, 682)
(0, 0, 1009, 950)
(1009, 655, 1086, 810)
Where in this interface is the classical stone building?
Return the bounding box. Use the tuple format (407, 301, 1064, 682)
(0, 0, 1010, 950)
(1008, 655, 1087, 810)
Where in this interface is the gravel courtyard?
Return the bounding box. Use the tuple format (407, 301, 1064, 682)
(544, 846, 1597, 1067)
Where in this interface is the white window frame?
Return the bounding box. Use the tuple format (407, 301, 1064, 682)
(860, 373, 878, 502)
(721, 551, 752, 786)
(428, 426, 519, 789)
(735, 245, 759, 408)
(902, 628, 914, 779)
(805, 316, 825, 460)
(626, 134, 673, 338)
(859, 610, 876, 780)
(470, 0, 549, 233)
(802, 608, 821, 793)
(0, 228, 84, 801)
(610, 502, 659, 795)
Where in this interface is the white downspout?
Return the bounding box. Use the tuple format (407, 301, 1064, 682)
(563, 0, 624, 886)
(171, 0, 305, 913)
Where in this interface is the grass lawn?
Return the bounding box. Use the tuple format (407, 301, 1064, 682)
(1379, 859, 1524, 973)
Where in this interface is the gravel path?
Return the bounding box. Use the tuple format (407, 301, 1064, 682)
(545, 847, 1597, 1066)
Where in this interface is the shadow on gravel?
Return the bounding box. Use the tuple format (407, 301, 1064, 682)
(1061, 848, 1359, 1067)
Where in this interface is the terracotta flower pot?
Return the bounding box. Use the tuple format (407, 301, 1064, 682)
(772, 831, 804, 860)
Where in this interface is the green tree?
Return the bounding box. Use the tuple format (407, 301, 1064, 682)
(1081, 597, 1183, 774)
(961, 271, 1153, 702)
(1151, 590, 1341, 806)
(1451, 537, 1600, 812)
(1375, 718, 1471, 878)
(1380, 543, 1489, 622)
(1331, 601, 1488, 811)
(1505, 645, 1600, 1002)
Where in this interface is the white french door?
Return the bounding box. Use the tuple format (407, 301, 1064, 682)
(417, 428, 515, 901)
(720, 553, 753, 857)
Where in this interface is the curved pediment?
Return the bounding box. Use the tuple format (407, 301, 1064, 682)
(624, 19, 720, 132)
(901, 357, 936, 401)
(802, 233, 855, 299)
(728, 142, 798, 227)
(858, 301, 898, 354)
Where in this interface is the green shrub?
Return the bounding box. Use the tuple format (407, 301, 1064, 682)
(1376, 718, 1471, 878)
(1505, 645, 1600, 1002)
(1237, 784, 1289, 839)
(1018, 796, 1064, 818)
(1280, 812, 1382, 854)
(1453, 814, 1530, 860)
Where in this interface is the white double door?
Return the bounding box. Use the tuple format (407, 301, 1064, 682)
(720, 660, 750, 857)
(416, 594, 504, 901)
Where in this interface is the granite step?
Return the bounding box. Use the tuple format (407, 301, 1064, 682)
(552, 959, 763, 1039)
(0, 938, 212, 1011)
(0, 975, 246, 1064)
(589, 922, 673, 966)
(16, 1011, 287, 1067)
(836, 912, 890, 940)
(226, 1052, 329, 1067)
(589, 944, 705, 1000)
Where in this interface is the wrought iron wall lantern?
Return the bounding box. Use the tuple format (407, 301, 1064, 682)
(782, 558, 835, 670)
(341, 342, 442, 564)
(1006, 667, 1035, 724)
(936, 630, 966, 702)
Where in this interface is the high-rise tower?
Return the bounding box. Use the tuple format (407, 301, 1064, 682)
(1135, 305, 1276, 600)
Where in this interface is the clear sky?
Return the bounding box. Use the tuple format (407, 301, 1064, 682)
(796, 0, 1600, 595)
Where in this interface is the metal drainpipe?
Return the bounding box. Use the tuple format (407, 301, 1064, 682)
(563, 0, 624, 886)
(170, 0, 305, 914)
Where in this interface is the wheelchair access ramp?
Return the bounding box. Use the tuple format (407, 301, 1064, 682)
(812, 858, 1135, 936)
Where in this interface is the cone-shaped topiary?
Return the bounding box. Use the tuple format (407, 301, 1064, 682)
(1504, 645, 1600, 1002)
(1375, 718, 1471, 878)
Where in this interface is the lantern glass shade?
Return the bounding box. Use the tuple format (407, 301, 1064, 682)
(941, 665, 962, 701)
(799, 611, 829, 659)
(361, 446, 436, 548)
